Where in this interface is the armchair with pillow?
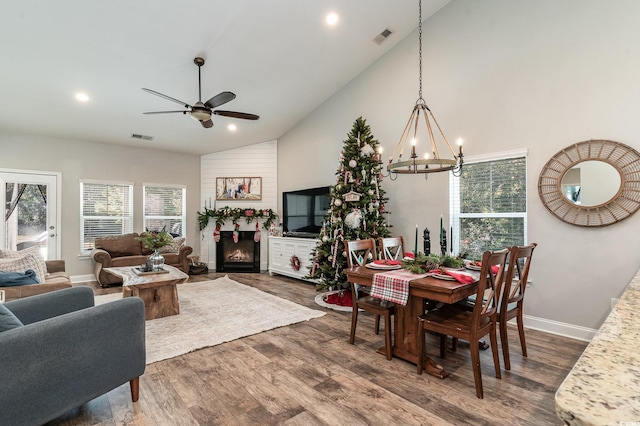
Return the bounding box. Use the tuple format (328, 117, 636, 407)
(91, 232, 193, 287)
(0, 246, 72, 302)
(0, 286, 146, 426)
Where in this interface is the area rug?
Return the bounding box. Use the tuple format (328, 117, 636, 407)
(95, 275, 325, 364)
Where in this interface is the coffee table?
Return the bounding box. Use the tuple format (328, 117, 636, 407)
(103, 265, 189, 320)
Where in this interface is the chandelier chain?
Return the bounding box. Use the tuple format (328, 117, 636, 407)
(418, 0, 423, 101)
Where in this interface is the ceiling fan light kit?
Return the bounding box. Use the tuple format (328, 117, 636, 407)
(384, 0, 463, 180)
(142, 57, 259, 129)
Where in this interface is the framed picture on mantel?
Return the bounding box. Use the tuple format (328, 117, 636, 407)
(216, 177, 262, 201)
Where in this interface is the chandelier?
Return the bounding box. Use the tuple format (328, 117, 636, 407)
(384, 0, 463, 179)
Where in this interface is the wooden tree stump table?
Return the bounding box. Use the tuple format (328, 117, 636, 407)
(104, 265, 189, 320)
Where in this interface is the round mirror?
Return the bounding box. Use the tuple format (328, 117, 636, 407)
(560, 160, 621, 206)
(538, 139, 640, 227)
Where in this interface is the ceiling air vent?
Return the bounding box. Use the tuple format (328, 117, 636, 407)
(373, 28, 394, 45)
(131, 133, 153, 141)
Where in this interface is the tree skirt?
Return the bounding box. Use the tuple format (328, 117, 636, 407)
(314, 289, 361, 312)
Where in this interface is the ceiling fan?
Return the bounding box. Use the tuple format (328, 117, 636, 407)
(142, 57, 259, 128)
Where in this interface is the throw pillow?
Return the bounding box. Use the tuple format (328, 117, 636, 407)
(0, 253, 47, 283)
(158, 237, 186, 254)
(0, 304, 24, 332)
(0, 269, 40, 286)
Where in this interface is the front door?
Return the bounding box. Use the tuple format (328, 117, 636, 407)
(1, 170, 60, 259)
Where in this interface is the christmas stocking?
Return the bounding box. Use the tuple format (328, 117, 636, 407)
(213, 225, 221, 243)
(232, 223, 240, 243)
(254, 222, 261, 242)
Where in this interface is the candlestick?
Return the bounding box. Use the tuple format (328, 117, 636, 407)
(414, 225, 418, 255)
(439, 215, 443, 246)
(423, 227, 430, 255)
(209, 197, 212, 208)
(450, 225, 453, 254)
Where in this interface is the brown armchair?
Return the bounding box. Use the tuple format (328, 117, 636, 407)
(0, 259, 72, 302)
(91, 233, 192, 287)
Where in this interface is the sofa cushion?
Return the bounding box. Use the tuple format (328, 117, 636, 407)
(0, 304, 23, 332)
(44, 271, 71, 284)
(158, 236, 186, 253)
(95, 233, 142, 257)
(0, 249, 47, 283)
(0, 270, 40, 286)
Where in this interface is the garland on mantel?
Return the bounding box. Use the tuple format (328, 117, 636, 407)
(197, 207, 278, 231)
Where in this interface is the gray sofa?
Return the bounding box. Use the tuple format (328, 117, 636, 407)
(0, 287, 145, 426)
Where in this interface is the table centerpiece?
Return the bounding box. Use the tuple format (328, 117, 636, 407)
(137, 227, 172, 271)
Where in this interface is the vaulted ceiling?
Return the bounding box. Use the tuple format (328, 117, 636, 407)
(0, 0, 450, 155)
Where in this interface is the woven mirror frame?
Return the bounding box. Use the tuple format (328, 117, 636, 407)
(538, 139, 640, 227)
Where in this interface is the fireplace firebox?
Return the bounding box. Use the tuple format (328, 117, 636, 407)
(216, 231, 260, 273)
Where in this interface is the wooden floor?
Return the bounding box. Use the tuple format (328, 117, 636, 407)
(46, 272, 587, 426)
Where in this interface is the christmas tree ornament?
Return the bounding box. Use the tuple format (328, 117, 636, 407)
(344, 209, 363, 229)
(343, 191, 361, 202)
(334, 198, 343, 207)
(349, 159, 357, 168)
(360, 143, 375, 156)
(322, 235, 329, 242)
(368, 189, 374, 195)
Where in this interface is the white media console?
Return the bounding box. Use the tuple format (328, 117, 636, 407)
(268, 236, 319, 283)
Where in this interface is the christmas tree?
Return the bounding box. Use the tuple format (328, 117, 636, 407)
(308, 117, 391, 290)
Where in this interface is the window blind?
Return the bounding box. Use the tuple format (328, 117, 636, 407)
(450, 156, 527, 260)
(80, 181, 133, 253)
(143, 185, 186, 236)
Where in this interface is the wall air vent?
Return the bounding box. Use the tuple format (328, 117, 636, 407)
(373, 28, 394, 45)
(131, 133, 153, 141)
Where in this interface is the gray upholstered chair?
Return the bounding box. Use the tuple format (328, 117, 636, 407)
(0, 287, 145, 426)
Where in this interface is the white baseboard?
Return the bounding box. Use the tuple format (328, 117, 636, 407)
(522, 314, 596, 342)
(71, 274, 96, 284)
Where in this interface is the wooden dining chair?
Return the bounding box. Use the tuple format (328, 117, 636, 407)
(345, 238, 395, 360)
(378, 236, 405, 261)
(416, 249, 508, 398)
(499, 243, 537, 370)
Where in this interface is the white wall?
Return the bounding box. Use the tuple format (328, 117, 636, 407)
(0, 133, 201, 279)
(200, 140, 277, 271)
(277, 0, 640, 331)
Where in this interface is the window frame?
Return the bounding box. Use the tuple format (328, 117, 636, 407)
(449, 149, 528, 258)
(142, 183, 186, 236)
(80, 179, 134, 255)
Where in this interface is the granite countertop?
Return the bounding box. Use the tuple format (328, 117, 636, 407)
(555, 267, 640, 425)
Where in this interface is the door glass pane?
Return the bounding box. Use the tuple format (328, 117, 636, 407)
(4, 182, 48, 258)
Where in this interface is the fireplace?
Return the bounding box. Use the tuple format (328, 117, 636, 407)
(216, 231, 260, 273)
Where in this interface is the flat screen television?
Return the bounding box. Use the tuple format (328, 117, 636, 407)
(282, 186, 330, 238)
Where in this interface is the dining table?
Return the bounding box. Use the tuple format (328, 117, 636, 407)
(345, 265, 479, 379)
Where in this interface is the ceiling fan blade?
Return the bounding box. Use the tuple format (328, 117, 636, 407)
(142, 88, 191, 108)
(213, 110, 260, 120)
(204, 91, 236, 109)
(201, 119, 214, 128)
(143, 110, 188, 115)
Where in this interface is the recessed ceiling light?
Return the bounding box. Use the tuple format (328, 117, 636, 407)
(326, 12, 339, 26)
(75, 92, 90, 102)
(228, 124, 237, 131)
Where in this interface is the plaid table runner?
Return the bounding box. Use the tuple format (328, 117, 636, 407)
(370, 269, 428, 306)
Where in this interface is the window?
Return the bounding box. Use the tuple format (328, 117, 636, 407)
(450, 151, 527, 260)
(80, 181, 133, 254)
(143, 185, 186, 236)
